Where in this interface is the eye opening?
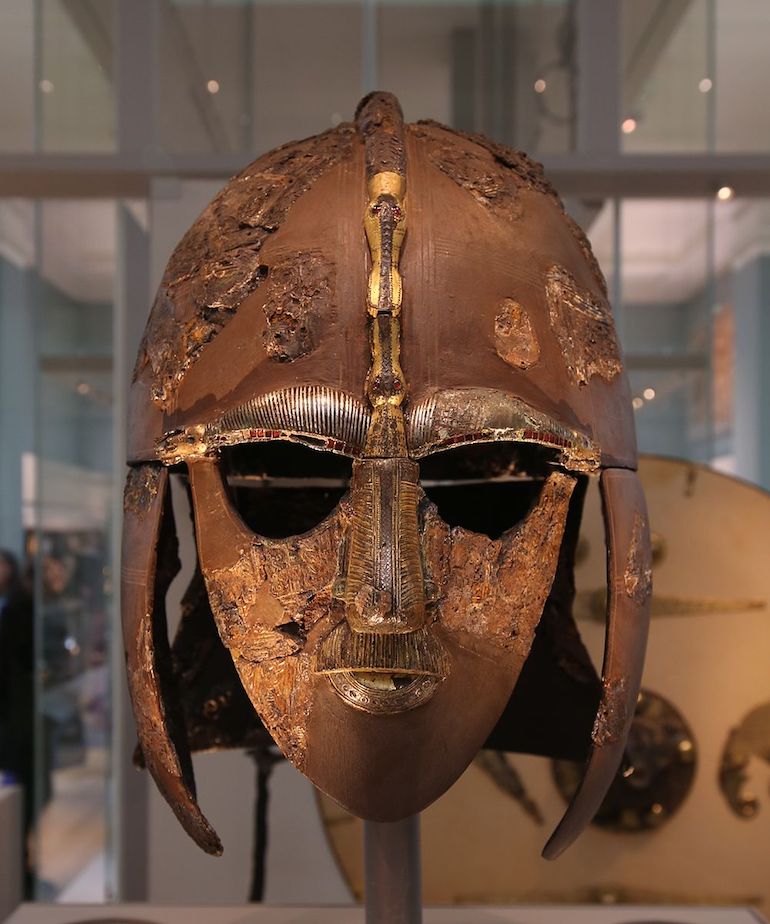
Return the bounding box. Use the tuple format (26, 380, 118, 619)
(222, 441, 352, 539)
(420, 441, 561, 540)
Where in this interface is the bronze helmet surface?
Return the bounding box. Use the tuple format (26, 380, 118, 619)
(122, 92, 651, 860)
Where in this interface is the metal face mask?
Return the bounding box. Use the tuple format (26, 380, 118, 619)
(122, 93, 651, 860)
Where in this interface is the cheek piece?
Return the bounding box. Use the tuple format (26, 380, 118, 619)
(122, 464, 222, 855)
(543, 467, 651, 858)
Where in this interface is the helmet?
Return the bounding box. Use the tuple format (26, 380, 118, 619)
(122, 92, 650, 859)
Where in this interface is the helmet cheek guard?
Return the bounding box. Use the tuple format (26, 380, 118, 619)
(544, 467, 651, 858)
(122, 92, 651, 857)
(122, 464, 221, 854)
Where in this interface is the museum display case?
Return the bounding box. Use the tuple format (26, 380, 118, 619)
(2, 0, 770, 917)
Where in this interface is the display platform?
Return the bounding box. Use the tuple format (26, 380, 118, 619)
(0, 785, 22, 923)
(4, 905, 767, 924)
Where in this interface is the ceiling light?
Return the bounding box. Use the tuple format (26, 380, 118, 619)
(533, 79, 546, 94)
(39, 79, 54, 94)
(643, 387, 656, 401)
(206, 79, 220, 94)
(698, 77, 712, 93)
(621, 118, 637, 134)
(632, 396, 644, 410)
(716, 186, 734, 201)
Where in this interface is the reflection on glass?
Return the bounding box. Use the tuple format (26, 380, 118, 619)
(380, 0, 575, 153)
(39, 1, 115, 153)
(714, 0, 770, 152)
(622, 0, 710, 153)
(591, 200, 715, 459)
(0, 1, 36, 151)
(0, 200, 117, 901)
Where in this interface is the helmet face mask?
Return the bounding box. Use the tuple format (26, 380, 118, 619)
(122, 93, 651, 859)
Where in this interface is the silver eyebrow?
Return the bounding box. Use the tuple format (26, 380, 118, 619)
(155, 386, 372, 463)
(405, 388, 600, 473)
(155, 385, 599, 474)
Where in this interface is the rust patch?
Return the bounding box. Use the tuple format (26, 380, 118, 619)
(261, 251, 335, 362)
(133, 125, 354, 409)
(197, 503, 348, 767)
(123, 464, 162, 518)
(414, 121, 608, 296)
(413, 126, 522, 223)
(625, 512, 653, 605)
(545, 264, 621, 386)
(494, 299, 540, 369)
(426, 471, 576, 659)
(236, 652, 313, 770)
(592, 677, 629, 747)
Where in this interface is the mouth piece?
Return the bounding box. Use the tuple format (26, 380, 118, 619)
(315, 623, 447, 714)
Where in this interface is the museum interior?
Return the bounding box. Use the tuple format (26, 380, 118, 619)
(1, 1, 770, 922)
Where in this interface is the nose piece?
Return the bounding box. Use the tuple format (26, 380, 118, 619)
(340, 457, 427, 633)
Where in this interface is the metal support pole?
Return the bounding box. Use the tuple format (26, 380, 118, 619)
(364, 815, 422, 924)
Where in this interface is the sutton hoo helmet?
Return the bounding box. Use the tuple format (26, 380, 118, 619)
(122, 92, 651, 860)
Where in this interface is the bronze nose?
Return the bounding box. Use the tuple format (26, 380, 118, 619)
(339, 457, 426, 633)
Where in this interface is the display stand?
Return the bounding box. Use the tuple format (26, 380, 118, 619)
(364, 815, 422, 924)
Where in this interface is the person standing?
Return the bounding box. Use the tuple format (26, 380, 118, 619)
(0, 548, 44, 897)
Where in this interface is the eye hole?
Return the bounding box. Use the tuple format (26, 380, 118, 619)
(222, 442, 352, 539)
(420, 443, 556, 540)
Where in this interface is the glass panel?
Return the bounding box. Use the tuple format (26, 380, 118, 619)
(33, 200, 115, 900)
(379, 0, 575, 153)
(251, 2, 363, 154)
(714, 0, 770, 152)
(39, 1, 116, 152)
(156, 1, 363, 156)
(156, 0, 253, 155)
(0, 199, 115, 901)
(621, 0, 711, 153)
(713, 196, 770, 484)
(583, 199, 715, 460)
(0, 1, 36, 152)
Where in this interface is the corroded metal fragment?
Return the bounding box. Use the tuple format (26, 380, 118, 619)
(236, 653, 313, 770)
(719, 701, 770, 818)
(413, 125, 522, 223)
(133, 125, 353, 408)
(554, 689, 696, 833)
(591, 677, 629, 747)
(425, 470, 576, 656)
(261, 251, 335, 362)
(123, 464, 162, 518)
(415, 120, 608, 296)
(545, 264, 621, 386)
(495, 299, 540, 369)
(624, 512, 653, 605)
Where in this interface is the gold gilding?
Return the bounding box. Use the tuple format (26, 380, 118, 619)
(362, 170, 410, 458)
(365, 172, 407, 315)
(338, 458, 426, 633)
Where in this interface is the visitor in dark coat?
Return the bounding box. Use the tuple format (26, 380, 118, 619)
(0, 548, 49, 896)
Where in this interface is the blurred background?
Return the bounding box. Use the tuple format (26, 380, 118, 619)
(1, 0, 770, 912)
